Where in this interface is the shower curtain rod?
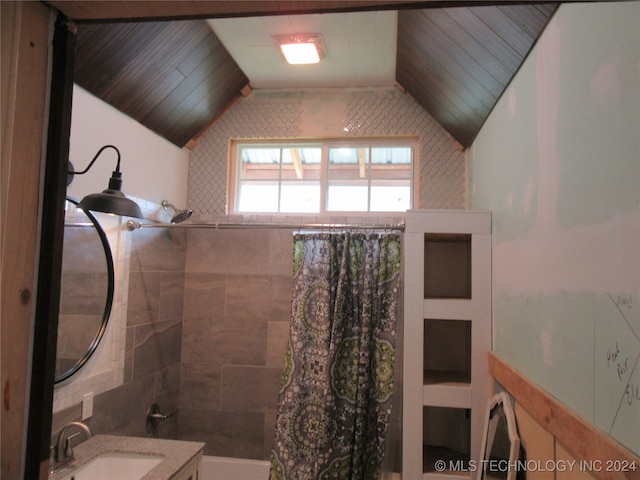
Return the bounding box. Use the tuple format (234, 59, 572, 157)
(64, 222, 95, 227)
(126, 219, 405, 232)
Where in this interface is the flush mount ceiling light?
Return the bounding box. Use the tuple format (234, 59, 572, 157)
(273, 34, 326, 65)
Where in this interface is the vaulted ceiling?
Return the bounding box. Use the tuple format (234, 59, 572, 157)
(47, 1, 560, 149)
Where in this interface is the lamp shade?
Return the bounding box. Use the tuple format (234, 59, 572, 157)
(77, 170, 144, 218)
(77, 190, 144, 218)
(70, 145, 144, 219)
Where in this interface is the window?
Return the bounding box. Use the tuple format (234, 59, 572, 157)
(230, 138, 416, 214)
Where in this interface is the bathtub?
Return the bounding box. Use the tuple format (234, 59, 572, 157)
(201, 455, 270, 480)
(199, 455, 402, 480)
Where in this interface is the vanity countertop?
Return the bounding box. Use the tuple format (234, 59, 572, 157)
(50, 434, 205, 480)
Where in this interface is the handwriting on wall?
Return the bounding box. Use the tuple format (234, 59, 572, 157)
(599, 293, 640, 446)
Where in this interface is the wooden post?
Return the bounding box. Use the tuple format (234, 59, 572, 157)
(1, 2, 53, 479)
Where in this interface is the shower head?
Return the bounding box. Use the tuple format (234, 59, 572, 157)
(161, 200, 193, 224)
(171, 209, 193, 224)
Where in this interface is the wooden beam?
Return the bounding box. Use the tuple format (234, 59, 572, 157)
(25, 12, 77, 479)
(290, 148, 304, 179)
(0, 3, 51, 478)
(489, 352, 640, 480)
(44, 1, 568, 23)
(357, 148, 366, 178)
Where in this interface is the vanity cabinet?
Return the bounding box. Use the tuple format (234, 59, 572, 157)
(172, 451, 202, 480)
(49, 435, 205, 480)
(402, 210, 491, 480)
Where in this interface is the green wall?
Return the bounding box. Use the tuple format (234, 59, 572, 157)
(468, 2, 639, 455)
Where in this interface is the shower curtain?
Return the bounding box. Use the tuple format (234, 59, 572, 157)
(270, 232, 401, 480)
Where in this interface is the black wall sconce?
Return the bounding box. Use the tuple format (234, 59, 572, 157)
(67, 144, 143, 218)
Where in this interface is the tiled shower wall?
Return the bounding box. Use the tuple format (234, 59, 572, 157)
(178, 227, 293, 458)
(189, 88, 466, 214)
(51, 224, 291, 459)
(51, 226, 185, 441)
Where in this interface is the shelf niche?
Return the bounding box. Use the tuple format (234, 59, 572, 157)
(403, 210, 492, 480)
(424, 234, 471, 299)
(423, 406, 471, 475)
(424, 318, 472, 385)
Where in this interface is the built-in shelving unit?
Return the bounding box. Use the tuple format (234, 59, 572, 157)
(403, 210, 492, 480)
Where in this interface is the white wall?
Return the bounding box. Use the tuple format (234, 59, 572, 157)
(468, 2, 639, 455)
(67, 85, 190, 209)
(54, 86, 190, 411)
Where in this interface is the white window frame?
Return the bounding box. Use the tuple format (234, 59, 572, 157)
(228, 136, 419, 216)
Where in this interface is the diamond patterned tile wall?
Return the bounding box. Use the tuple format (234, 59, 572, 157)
(189, 89, 465, 214)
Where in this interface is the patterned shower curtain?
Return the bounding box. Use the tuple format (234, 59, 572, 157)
(270, 232, 401, 480)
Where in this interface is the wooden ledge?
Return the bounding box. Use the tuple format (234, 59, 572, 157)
(489, 352, 640, 480)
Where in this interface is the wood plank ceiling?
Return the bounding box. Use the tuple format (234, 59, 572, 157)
(74, 20, 249, 147)
(50, 1, 558, 149)
(397, 3, 557, 146)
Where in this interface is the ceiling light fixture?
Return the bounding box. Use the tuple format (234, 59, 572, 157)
(273, 34, 326, 65)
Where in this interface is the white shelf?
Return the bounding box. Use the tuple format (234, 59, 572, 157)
(423, 384, 472, 409)
(404, 209, 492, 235)
(403, 210, 492, 480)
(423, 299, 473, 320)
(423, 369, 470, 386)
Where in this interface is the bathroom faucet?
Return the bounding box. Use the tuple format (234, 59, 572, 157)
(50, 421, 92, 472)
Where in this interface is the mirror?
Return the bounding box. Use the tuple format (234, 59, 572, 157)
(478, 391, 521, 480)
(55, 197, 114, 383)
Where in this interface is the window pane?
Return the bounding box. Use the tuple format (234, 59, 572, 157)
(370, 147, 412, 164)
(280, 183, 320, 212)
(241, 148, 281, 181)
(328, 147, 368, 180)
(282, 147, 322, 180)
(370, 182, 411, 211)
(370, 147, 412, 181)
(327, 185, 368, 211)
(238, 184, 278, 212)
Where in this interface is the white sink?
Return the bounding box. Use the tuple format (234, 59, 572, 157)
(60, 452, 163, 480)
